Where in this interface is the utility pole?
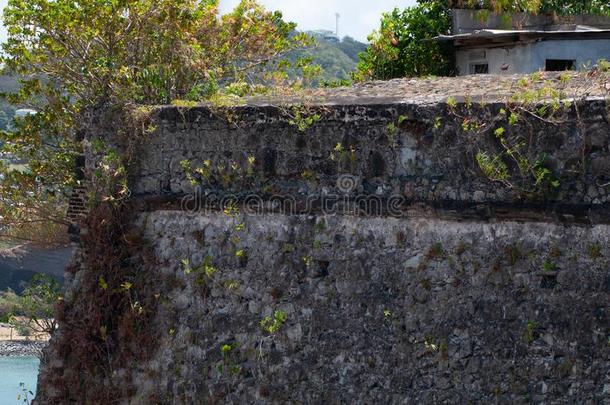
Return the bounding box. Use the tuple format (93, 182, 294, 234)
(335, 13, 340, 39)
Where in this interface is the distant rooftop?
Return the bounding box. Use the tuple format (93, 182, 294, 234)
(434, 28, 610, 44)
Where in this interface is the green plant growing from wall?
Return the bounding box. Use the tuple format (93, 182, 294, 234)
(423, 335, 439, 353)
(260, 310, 287, 335)
(523, 320, 538, 344)
(255, 309, 288, 378)
(543, 259, 557, 272)
(443, 71, 602, 199)
(217, 343, 242, 377)
(302, 255, 313, 268)
(386, 122, 397, 143)
(301, 170, 316, 182)
(181, 157, 260, 191)
(476, 151, 510, 185)
(287, 104, 322, 132)
(90, 146, 130, 205)
(182, 257, 217, 286)
(330, 143, 357, 173)
(386, 115, 409, 144)
(427, 242, 444, 259)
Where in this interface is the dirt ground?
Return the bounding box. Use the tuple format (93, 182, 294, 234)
(0, 321, 50, 342)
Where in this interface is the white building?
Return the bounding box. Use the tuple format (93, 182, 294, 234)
(435, 10, 610, 75)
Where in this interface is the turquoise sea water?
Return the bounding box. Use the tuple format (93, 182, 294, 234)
(0, 357, 39, 405)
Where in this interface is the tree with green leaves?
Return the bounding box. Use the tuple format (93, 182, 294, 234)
(538, 0, 610, 15)
(0, 0, 311, 244)
(357, 0, 610, 81)
(9, 274, 61, 335)
(355, 3, 454, 80)
(431, 1, 610, 15)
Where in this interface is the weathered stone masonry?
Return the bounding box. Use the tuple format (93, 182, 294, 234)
(37, 77, 609, 404)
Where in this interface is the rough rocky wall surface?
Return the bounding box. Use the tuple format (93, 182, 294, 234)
(36, 76, 610, 404)
(123, 100, 610, 209)
(126, 212, 609, 404)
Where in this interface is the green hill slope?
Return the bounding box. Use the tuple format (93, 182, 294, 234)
(286, 33, 368, 82)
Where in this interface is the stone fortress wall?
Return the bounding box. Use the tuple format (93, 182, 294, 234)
(35, 75, 609, 404)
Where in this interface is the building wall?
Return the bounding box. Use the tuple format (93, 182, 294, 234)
(457, 39, 610, 75)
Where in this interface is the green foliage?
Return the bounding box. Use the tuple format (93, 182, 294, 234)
(283, 34, 366, 83)
(336, 36, 368, 61)
(287, 105, 322, 132)
(329, 142, 357, 173)
(356, 3, 454, 80)
(0, 0, 309, 241)
(8, 274, 61, 335)
(182, 256, 217, 285)
(217, 342, 242, 377)
(523, 320, 537, 343)
(221, 343, 234, 356)
(476, 140, 560, 197)
(543, 259, 557, 272)
(459, 77, 567, 198)
(180, 156, 258, 189)
(3, 0, 304, 105)
(0, 288, 20, 322)
(427, 242, 444, 259)
(92, 147, 130, 203)
(476, 151, 510, 183)
(439, 0, 609, 15)
(260, 310, 287, 334)
(537, 0, 610, 15)
(446, 97, 458, 109)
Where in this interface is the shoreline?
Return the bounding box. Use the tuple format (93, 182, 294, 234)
(0, 341, 46, 357)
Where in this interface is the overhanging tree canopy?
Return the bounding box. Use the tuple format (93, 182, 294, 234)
(0, 0, 309, 244)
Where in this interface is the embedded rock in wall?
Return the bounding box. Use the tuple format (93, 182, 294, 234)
(35, 76, 610, 404)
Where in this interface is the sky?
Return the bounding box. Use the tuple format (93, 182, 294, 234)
(0, 0, 417, 44)
(220, 0, 417, 42)
(0, 0, 5, 43)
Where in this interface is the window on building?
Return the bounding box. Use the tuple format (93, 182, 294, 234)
(470, 63, 489, 74)
(545, 59, 575, 71)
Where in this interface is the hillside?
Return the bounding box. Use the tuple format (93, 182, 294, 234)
(0, 75, 19, 130)
(288, 33, 368, 82)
